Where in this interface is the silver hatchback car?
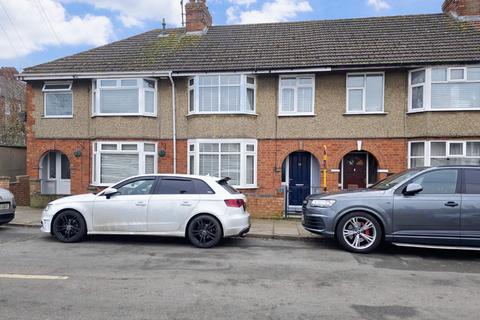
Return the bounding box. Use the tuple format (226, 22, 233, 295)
(0, 188, 15, 225)
(303, 166, 480, 253)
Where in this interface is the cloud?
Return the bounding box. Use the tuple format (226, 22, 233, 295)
(228, 0, 257, 6)
(227, 0, 313, 24)
(367, 0, 390, 11)
(0, 0, 112, 60)
(65, 0, 183, 28)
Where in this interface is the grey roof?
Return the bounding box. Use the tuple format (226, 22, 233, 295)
(23, 13, 480, 74)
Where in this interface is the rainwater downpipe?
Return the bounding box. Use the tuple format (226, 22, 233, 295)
(168, 72, 177, 174)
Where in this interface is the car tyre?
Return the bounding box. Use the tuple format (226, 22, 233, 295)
(52, 210, 87, 243)
(187, 215, 222, 248)
(336, 212, 382, 253)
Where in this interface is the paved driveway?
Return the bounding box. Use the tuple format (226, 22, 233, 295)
(1, 226, 480, 319)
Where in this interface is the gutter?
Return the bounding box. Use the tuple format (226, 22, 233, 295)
(16, 71, 172, 81)
(168, 71, 177, 174)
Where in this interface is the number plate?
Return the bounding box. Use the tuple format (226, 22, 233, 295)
(0, 203, 10, 210)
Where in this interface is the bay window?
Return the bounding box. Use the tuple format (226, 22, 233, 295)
(188, 139, 257, 188)
(279, 75, 315, 115)
(409, 140, 480, 168)
(92, 142, 157, 185)
(93, 78, 156, 116)
(188, 74, 256, 114)
(43, 82, 73, 118)
(409, 66, 480, 111)
(346, 73, 384, 113)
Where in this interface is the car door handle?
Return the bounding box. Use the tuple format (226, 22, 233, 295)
(135, 202, 146, 207)
(444, 201, 459, 207)
(180, 201, 192, 207)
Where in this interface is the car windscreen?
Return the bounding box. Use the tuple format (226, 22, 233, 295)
(369, 168, 422, 190)
(218, 180, 240, 194)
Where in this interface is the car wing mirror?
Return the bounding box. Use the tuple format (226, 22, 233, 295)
(104, 188, 118, 199)
(403, 183, 423, 196)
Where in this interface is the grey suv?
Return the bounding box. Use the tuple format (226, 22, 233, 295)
(0, 188, 15, 225)
(303, 166, 480, 253)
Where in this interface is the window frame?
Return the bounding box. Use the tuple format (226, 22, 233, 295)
(92, 78, 157, 117)
(408, 65, 480, 112)
(187, 139, 257, 188)
(42, 81, 73, 118)
(92, 141, 158, 186)
(188, 74, 256, 115)
(408, 140, 480, 168)
(345, 72, 385, 114)
(278, 74, 315, 116)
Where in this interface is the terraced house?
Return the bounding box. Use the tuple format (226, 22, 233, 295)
(18, 0, 480, 217)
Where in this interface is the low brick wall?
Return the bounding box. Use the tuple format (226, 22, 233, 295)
(0, 175, 30, 206)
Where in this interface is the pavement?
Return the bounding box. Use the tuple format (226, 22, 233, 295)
(2, 227, 480, 320)
(9, 206, 319, 240)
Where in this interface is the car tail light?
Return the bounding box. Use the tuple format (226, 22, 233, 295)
(224, 199, 245, 208)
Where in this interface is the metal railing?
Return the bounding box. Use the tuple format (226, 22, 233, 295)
(283, 185, 323, 218)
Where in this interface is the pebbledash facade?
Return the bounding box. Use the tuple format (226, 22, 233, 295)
(18, 0, 480, 217)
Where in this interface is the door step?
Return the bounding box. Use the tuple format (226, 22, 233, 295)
(392, 242, 480, 251)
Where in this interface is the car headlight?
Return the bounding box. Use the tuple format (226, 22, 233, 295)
(309, 199, 336, 208)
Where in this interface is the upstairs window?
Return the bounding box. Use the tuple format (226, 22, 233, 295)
(409, 66, 480, 111)
(279, 75, 315, 115)
(42, 82, 73, 118)
(346, 73, 384, 113)
(188, 74, 256, 114)
(93, 79, 156, 116)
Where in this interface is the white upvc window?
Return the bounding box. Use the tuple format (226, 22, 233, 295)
(408, 140, 480, 168)
(92, 78, 157, 116)
(278, 75, 315, 115)
(92, 141, 157, 186)
(346, 73, 384, 113)
(42, 82, 73, 118)
(188, 74, 256, 114)
(408, 65, 480, 112)
(188, 139, 257, 188)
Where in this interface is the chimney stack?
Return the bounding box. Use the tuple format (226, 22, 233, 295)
(185, 0, 212, 34)
(443, 0, 480, 27)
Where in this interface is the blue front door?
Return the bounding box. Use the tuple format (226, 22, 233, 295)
(289, 152, 311, 206)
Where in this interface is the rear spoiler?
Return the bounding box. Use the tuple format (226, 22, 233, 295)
(218, 177, 231, 183)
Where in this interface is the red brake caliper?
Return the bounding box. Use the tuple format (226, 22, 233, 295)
(363, 222, 371, 236)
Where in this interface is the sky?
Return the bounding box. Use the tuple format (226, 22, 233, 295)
(0, 0, 445, 72)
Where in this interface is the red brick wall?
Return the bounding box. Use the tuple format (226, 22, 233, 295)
(0, 175, 30, 206)
(237, 138, 408, 217)
(8, 175, 30, 206)
(25, 136, 408, 217)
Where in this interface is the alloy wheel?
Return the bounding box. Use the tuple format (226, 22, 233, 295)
(191, 218, 219, 246)
(53, 213, 82, 242)
(342, 217, 377, 250)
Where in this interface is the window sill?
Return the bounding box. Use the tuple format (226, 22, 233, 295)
(186, 112, 258, 117)
(277, 113, 316, 117)
(91, 183, 114, 187)
(235, 186, 258, 190)
(42, 115, 74, 119)
(407, 108, 480, 114)
(343, 112, 388, 116)
(91, 114, 157, 118)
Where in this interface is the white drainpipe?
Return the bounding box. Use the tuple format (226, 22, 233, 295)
(168, 72, 177, 174)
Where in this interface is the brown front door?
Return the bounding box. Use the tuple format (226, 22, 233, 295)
(342, 153, 367, 189)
